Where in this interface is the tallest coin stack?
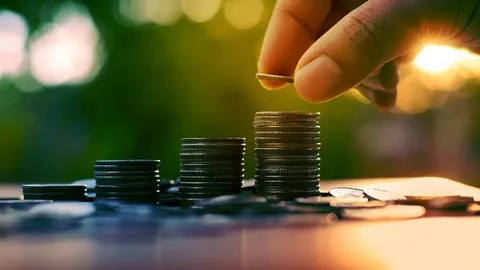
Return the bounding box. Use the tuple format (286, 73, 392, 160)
(254, 112, 321, 200)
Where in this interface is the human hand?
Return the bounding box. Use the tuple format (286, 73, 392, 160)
(257, 0, 480, 108)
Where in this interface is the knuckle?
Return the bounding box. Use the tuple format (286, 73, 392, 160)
(341, 13, 385, 63)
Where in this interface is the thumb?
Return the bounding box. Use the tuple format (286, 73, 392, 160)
(294, 0, 424, 103)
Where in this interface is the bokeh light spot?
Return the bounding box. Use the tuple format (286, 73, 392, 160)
(0, 10, 28, 79)
(119, 0, 182, 25)
(29, 3, 104, 86)
(181, 0, 221, 23)
(224, 0, 264, 30)
(414, 45, 465, 74)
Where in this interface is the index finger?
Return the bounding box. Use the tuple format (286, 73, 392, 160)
(257, 0, 331, 89)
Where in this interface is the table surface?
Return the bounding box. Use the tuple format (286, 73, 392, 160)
(1, 177, 480, 270)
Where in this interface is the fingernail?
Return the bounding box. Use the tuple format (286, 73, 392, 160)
(258, 80, 288, 91)
(294, 55, 343, 103)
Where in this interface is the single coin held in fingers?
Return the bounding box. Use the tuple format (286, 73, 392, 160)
(256, 73, 294, 84)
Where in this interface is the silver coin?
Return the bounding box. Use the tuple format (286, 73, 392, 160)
(363, 188, 407, 201)
(329, 187, 366, 198)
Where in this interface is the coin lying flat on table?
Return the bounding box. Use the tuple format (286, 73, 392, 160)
(342, 205, 426, 220)
(256, 73, 294, 84)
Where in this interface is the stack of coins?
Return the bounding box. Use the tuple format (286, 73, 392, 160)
(254, 111, 321, 200)
(94, 160, 160, 204)
(22, 184, 87, 201)
(178, 138, 245, 206)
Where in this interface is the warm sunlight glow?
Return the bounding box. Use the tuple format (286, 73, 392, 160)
(414, 45, 466, 74)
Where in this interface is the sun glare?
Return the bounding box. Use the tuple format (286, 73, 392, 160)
(414, 45, 466, 74)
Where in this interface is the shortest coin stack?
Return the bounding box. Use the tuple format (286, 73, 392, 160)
(94, 160, 160, 204)
(22, 184, 87, 201)
(179, 138, 245, 206)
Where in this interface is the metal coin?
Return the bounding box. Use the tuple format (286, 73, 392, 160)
(179, 186, 242, 193)
(398, 195, 474, 210)
(255, 143, 321, 149)
(255, 147, 319, 154)
(94, 170, 160, 176)
(260, 191, 320, 200)
(255, 73, 294, 83)
(255, 154, 320, 161)
(23, 194, 88, 201)
(179, 181, 243, 188)
(255, 131, 320, 138)
(181, 138, 245, 144)
(181, 143, 245, 149)
(255, 176, 320, 183)
(96, 185, 158, 191)
(330, 200, 388, 208)
(180, 161, 245, 167)
(255, 111, 319, 116)
(177, 192, 240, 199)
(256, 159, 320, 166)
(363, 188, 407, 201)
(329, 187, 366, 198)
(255, 179, 319, 185)
(180, 168, 244, 174)
(94, 164, 159, 171)
(22, 184, 87, 192)
(254, 125, 320, 131)
(295, 196, 368, 206)
(255, 137, 319, 144)
(95, 159, 160, 166)
(95, 175, 159, 180)
(95, 159, 160, 165)
(341, 205, 426, 220)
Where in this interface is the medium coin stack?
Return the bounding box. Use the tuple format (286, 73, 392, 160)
(22, 184, 87, 201)
(254, 111, 321, 200)
(179, 138, 245, 206)
(94, 160, 160, 204)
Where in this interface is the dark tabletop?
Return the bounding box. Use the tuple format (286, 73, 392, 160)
(1, 177, 479, 270)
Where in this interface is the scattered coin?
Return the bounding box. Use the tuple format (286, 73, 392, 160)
(329, 187, 365, 198)
(467, 203, 480, 214)
(341, 205, 426, 220)
(330, 200, 388, 208)
(295, 196, 368, 206)
(398, 195, 474, 210)
(363, 188, 407, 201)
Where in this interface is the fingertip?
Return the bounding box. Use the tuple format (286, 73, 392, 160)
(258, 80, 288, 90)
(294, 55, 343, 103)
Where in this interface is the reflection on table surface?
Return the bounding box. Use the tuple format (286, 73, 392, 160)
(1, 177, 480, 270)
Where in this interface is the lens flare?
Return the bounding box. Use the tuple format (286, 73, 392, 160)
(414, 45, 466, 74)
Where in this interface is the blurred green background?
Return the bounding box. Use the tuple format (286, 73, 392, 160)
(1, 0, 480, 186)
